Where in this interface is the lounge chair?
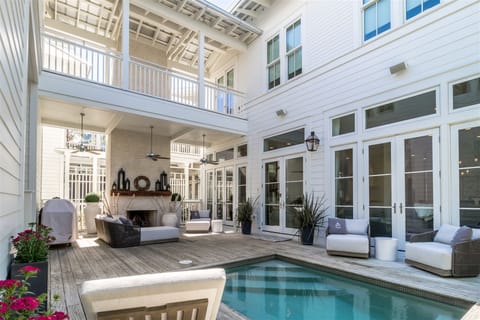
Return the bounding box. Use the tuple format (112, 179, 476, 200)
(80, 268, 226, 320)
(405, 224, 480, 277)
(185, 210, 211, 233)
(326, 218, 370, 258)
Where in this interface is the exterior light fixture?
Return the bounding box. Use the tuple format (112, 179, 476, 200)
(305, 131, 319, 152)
(276, 109, 287, 116)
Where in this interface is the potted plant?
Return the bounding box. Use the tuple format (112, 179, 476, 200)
(163, 193, 182, 227)
(236, 197, 258, 235)
(84, 193, 101, 233)
(9, 223, 54, 298)
(293, 193, 328, 245)
(1, 265, 69, 319)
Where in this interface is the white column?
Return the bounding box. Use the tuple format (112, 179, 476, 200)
(197, 30, 205, 109)
(184, 164, 190, 201)
(121, 0, 130, 89)
(92, 156, 99, 194)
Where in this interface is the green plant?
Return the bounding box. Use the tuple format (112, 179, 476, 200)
(12, 224, 54, 263)
(171, 193, 182, 202)
(0, 266, 68, 319)
(236, 197, 258, 223)
(293, 193, 328, 232)
(84, 193, 100, 203)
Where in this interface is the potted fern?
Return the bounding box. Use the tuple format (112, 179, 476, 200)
(293, 193, 328, 245)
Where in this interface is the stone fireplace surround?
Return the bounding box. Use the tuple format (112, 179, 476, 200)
(111, 194, 172, 226)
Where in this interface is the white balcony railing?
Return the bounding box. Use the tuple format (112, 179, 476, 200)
(171, 143, 202, 156)
(42, 34, 246, 116)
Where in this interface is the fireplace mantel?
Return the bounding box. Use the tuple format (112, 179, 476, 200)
(111, 190, 172, 197)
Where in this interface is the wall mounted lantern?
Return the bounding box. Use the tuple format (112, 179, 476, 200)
(305, 131, 319, 152)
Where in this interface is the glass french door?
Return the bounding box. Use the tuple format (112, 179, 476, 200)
(364, 130, 439, 248)
(263, 155, 304, 234)
(214, 167, 234, 225)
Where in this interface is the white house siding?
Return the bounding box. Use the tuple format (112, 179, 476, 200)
(41, 126, 67, 201)
(231, 0, 480, 235)
(0, 0, 30, 278)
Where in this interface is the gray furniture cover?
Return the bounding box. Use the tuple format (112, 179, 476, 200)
(41, 198, 77, 245)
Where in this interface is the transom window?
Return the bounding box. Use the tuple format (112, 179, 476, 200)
(267, 35, 280, 89)
(453, 77, 480, 110)
(406, 0, 440, 20)
(286, 20, 302, 80)
(237, 144, 247, 157)
(332, 113, 355, 136)
(264, 129, 305, 152)
(365, 91, 436, 129)
(363, 0, 391, 41)
(216, 148, 234, 161)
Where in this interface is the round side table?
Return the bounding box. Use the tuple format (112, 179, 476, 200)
(375, 237, 398, 261)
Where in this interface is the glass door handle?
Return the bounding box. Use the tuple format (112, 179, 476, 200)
(399, 203, 403, 214)
(393, 203, 396, 213)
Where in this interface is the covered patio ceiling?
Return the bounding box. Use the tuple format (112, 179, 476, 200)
(43, 0, 266, 70)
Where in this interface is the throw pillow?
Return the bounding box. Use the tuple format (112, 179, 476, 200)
(118, 216, 132, 225)
(345, 219, 369, 235)
(328, 218, 347, 234)
(451, 226, 472, 247)
(190, 210, 200, 219)
(199, 210, 210, 219)
(434, 224, 460, 244)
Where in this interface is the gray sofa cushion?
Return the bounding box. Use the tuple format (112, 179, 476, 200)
(434, 224, 459, 244)
(328, 218, 346, 234)
(345, 219, 369, 235)
(451, 226, 472, 246)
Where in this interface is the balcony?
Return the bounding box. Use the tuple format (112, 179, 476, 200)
(42, 34, 247, 117)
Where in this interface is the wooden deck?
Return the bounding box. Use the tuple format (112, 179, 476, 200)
(48, 230, 480, 319)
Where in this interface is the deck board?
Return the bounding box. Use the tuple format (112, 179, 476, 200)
(48, 231, 480, 319)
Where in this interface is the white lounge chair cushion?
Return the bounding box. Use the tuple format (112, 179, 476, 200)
(140, 226, 179, 242)
(80, 268, 226, 320)
(434, 224, 459, 244)
(405, 242, 452, 271)
(185, 220, 210, 232)
(326, 234, 369, 254)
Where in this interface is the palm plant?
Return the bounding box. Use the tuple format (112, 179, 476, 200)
(293, 192, 328, 245)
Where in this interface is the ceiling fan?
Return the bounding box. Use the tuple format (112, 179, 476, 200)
(146, 125, 170, 161)
(72, 112, 99, 155)
(200, 134, 218, 165)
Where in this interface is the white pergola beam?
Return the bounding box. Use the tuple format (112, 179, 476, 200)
(131, 0, 247, 52)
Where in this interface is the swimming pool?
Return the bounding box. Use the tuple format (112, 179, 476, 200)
(222, 259, 467, 320)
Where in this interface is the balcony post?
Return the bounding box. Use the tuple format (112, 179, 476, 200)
(198, 30, 205, 109)
(121, 0, 130, 89)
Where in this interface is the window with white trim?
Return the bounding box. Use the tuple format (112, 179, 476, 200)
(267, 35, 280, 89)
(363, 0, 391, 41)
(286, 20, 302, 80)
(406, 0, 440, 20)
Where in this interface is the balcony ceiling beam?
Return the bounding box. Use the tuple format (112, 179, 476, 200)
(44, 19, 117, 48)
(130, 0, 247, 52)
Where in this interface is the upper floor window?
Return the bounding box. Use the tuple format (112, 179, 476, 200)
(453, 77, 480, 110)
(267, 35, 280, 89)
(286, 20, 302, 80)
(406, 0, 440, 20)
(363, 0, 391, 41)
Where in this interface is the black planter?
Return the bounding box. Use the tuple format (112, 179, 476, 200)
(9, 260, 49, 299)
(301, 227, 315, 245)
(241, 221, 252, 235)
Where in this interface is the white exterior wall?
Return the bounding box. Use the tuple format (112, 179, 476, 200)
(41, 126, 67, 200)
(227, 0, 480, 236)
(0, 0, 31, 277)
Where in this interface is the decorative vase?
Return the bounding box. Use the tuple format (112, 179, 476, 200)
(241, 221, 252, 234)
(85, 202, 101, 233)
(301, 227, 315, 245)
(162, 213, 178, 227)
(9, 260, 48, 299)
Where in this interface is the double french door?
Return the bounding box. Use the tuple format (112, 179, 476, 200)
(214, 167, 234, 225)
(364, 130, 439, 249)
(263, 155, 304, 234)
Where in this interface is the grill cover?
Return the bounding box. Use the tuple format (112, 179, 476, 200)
(41, 199, 77, 245)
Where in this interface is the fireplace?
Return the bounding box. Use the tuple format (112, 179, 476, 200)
(126, 210, 157, 227)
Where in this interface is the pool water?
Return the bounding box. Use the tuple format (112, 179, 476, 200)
(222, 259, 467, 320)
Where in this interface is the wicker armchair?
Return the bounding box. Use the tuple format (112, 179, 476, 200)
(405, 228, 480, 277)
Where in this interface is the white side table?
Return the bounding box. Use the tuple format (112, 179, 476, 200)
(375, 237, 398, 261)
(211, 220, 223, 233)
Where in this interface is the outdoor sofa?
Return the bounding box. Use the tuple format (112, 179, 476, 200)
(185, 210, 211, 233)
(80, 268, 226, 320)
(326, 218, 370, 258)
(405, 224, 480, 277)
(95, 216, 179, 248)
